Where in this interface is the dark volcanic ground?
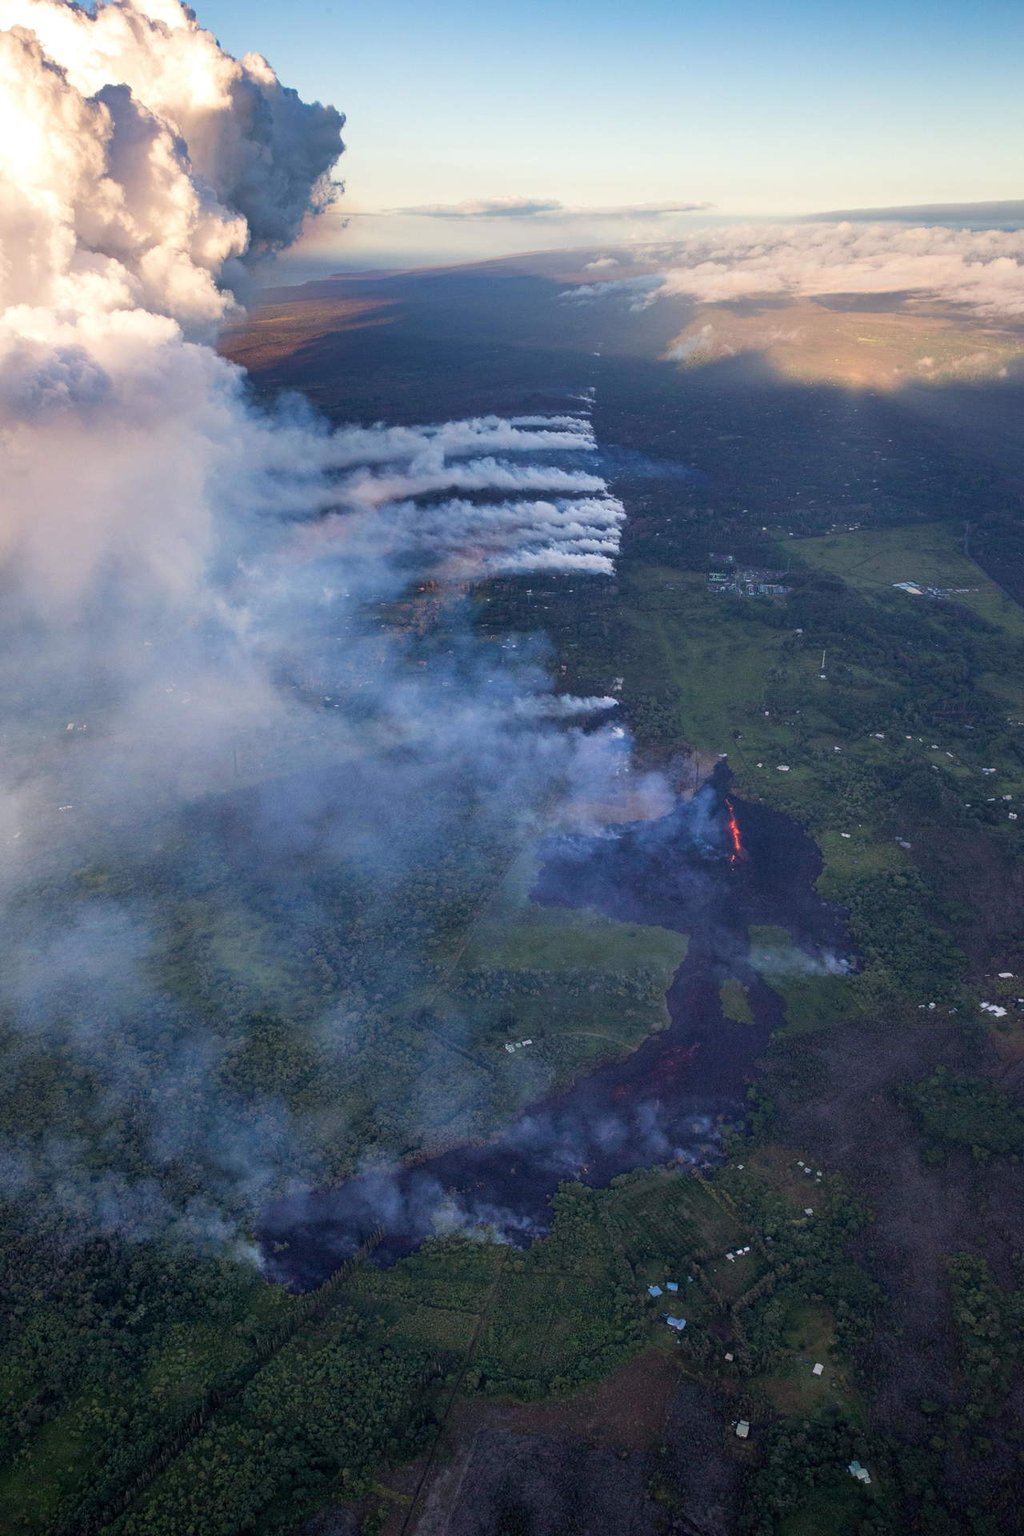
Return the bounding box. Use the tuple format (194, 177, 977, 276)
(408, 1377, 740, 1536)
(768, 1013, 1024, 1524)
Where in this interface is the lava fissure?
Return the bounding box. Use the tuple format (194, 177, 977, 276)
(725, 797, 745, 863)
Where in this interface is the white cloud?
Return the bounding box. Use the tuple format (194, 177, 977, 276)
(0, 0, 345, 260)
(648, 222, 1024, 318)
(388, 196, 709, 221)
(389, 196, 565, 219)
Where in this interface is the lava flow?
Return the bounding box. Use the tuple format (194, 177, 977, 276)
(725, 797, 746, 863)
(260, 782, 848, 1289)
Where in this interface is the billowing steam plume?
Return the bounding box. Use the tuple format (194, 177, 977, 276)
(0, 0, 638, 1252)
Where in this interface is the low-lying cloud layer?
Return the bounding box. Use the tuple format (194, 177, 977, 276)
(386, 196, 709, 221)
(566, 221, 1024, 319)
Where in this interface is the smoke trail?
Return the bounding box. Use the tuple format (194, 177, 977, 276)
(516, 696, 619, 719)
(338, 457, 607, 509)
(0, 0, 643, 1251)
(304, 494, 626, 578)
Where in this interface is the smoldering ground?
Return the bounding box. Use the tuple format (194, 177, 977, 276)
(0, 0, 659, 1256)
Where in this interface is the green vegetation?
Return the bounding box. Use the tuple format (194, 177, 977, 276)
(741, 1418, 885, 1536)
(746, 928, 855, 1037)
(115, 1317, 431, 1536)
(0, 1147, 884, 1536)
(946, 1255, 1023, 1417)
(0, 1235, 294, 1535)
(902, 1069, 1024, 1163)
(721, 978, 755, 1024)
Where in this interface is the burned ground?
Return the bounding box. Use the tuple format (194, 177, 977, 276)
(406, 1374, 739, 1536)
(430, 1431, 658, 1536)
(764, 1012, 1024, 1518)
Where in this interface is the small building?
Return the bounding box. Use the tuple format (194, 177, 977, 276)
(812, 1363, 824, 1376)
(848, 1460, 872, 1485)
(665, 1315, 687, 1331)
(666, 1280, 679, 1292)
(648, 1284, 663, 1297)
(735, 1421, 750, 1439)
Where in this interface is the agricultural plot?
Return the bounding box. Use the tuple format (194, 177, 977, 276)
(384, 1305, 478, 1353)
(349, 1237, 505, 1317)
(604, 1169, 746, 1269)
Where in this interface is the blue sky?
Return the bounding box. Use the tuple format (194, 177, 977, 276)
(197, 0, 1024, 270)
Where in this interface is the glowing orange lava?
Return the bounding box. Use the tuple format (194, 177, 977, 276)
(725, 797, 745, 863)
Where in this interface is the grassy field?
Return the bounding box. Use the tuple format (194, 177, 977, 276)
(620, 566, 798, 766)
(778, 1482, 872, 1536)
(799, 521, 1024, 639)
(721, 977, 755, 1024)
(423, 861, 689, 1098)
(756, 1300, 846, 1415)
(463, 902, 684, 976)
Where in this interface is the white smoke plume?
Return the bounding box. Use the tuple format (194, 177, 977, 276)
(516, 695, 619, 719)
(0, 0, 639, 1248)
(306, 493, 626, 579)
(0, 0, 344, 267)
(337, 457, 606, 510)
